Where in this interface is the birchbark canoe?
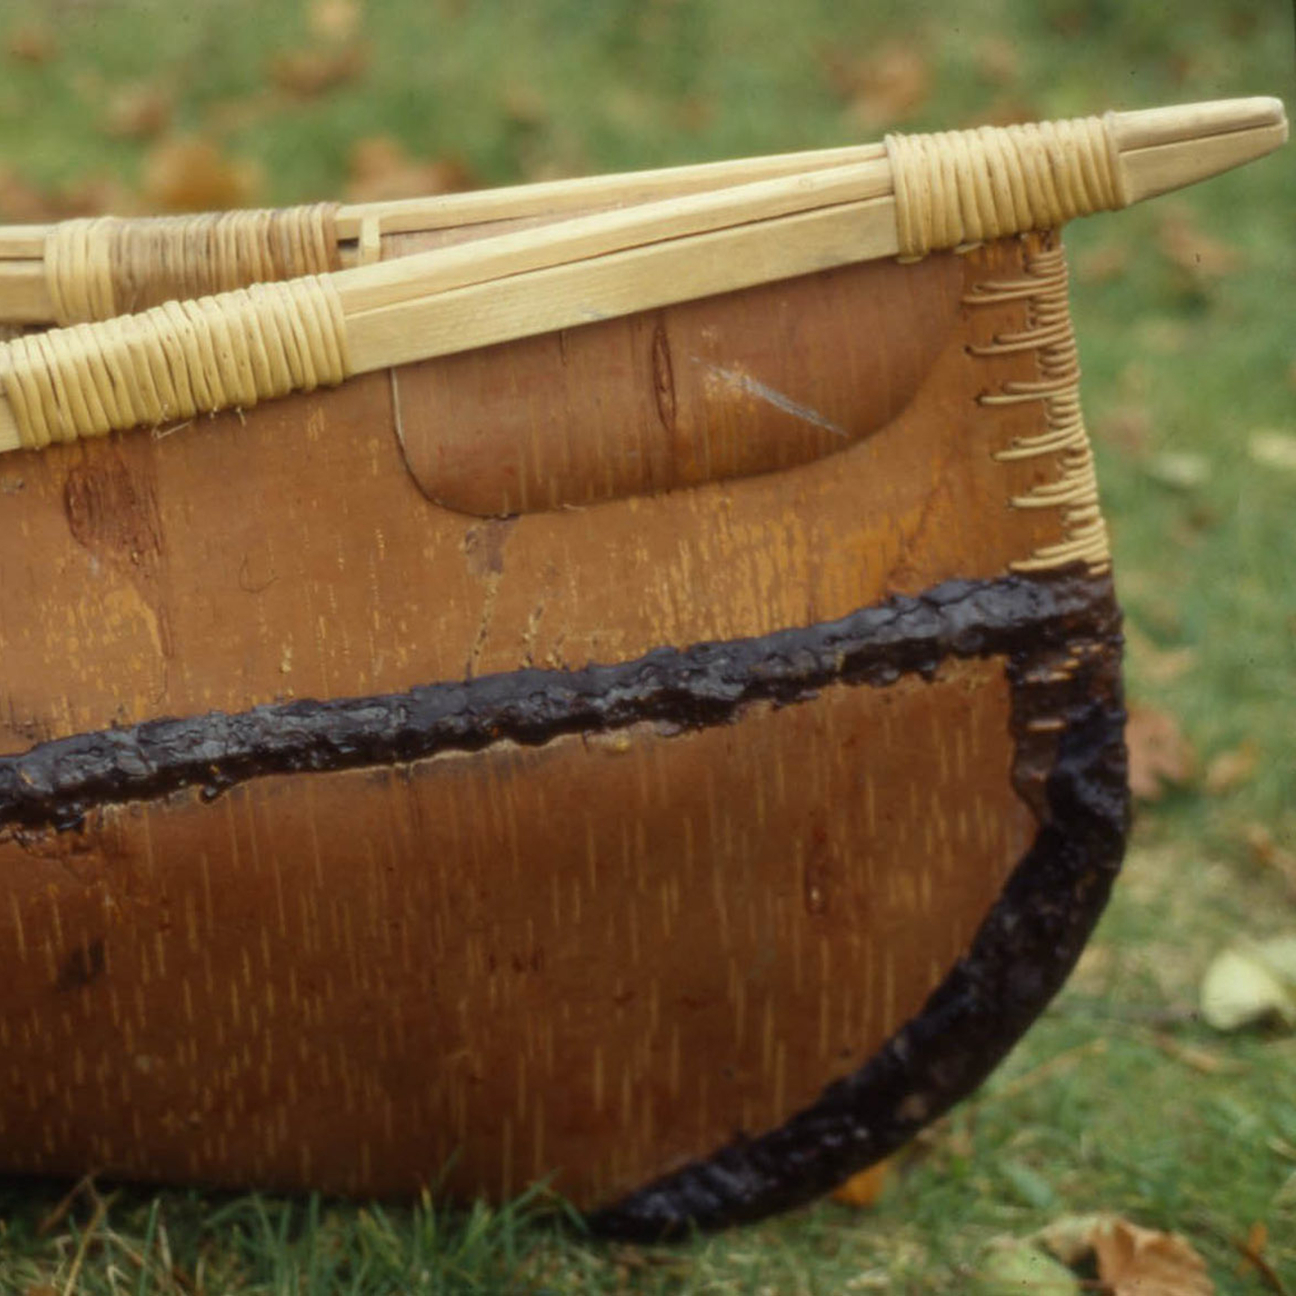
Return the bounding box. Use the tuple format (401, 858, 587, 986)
(0, 97, 1285, 1237)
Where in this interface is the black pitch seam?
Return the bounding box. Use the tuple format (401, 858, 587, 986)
(6, 570, 1112, 834)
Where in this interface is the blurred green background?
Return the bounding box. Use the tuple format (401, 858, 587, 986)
(0, 1, 1293, 1291)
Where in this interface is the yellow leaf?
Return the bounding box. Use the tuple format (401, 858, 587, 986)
(309, 0, 362, 43)
(974, 1240, 1079, 1295)
(1248, 429, 1296, 472)
(831, 1158, 891, 1208)
(1200, 948, 1296, 1031)
(1203, 742, 1258, 795)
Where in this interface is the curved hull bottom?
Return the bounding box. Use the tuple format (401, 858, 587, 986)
(0, 568, 1127, 1235)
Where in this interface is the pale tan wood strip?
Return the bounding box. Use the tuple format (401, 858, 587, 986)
(0, 231, 49, 258)
(1118, 122, 1289, 204)
(0, 263, 53, 324)
(1108, 97, 1285, 151)
(335, 160, 893, 315)
(332, 143, 889, 238)
(345, 197, 898, 372)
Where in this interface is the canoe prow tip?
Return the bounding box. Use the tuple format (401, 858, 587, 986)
(1108, 96, 1288, 205)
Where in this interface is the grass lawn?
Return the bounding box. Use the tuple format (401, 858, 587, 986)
(0, 0, 1293, 1290)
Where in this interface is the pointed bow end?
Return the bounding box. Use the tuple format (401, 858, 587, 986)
(1107, 97, 1288, 205)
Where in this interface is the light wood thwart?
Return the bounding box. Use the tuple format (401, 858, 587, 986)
(0, 98, 1286, 551)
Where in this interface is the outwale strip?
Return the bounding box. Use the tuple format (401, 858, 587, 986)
(966, 239, 1111, 574)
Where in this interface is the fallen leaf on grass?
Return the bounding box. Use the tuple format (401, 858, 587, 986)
(270, 42, 368, 98)
(1157, 207, 1241, 279)
(5, 23, 55, 63)
(973, 37, 1019, 87)
(346, 136, 476, 203)
(1248, 429, 1296, 473)
(0, 168, 134, 221)
(1243, 825, 1296, 897)
(0, 166, 56, 221)
(104, 82, 173, 139)
(831, 1158, 890, 1207)
(825, 41, 931, 129)
(1126, 703, 1196, 802)
(1203, 742, 1258, 795)
(141, 137, 262, 212)
(309, 0, 362, 43)
(1077, 241, 1131, 285)
(1125, 625, 1195, 685)
(1200, 939, 1296, 1031)
(974, 1239, 1079, 1295)
(1093, 401, 1152, 455)
(1094, 1219, 1214, 1295)
(1036, 1216, 1214, 1295)
(1145, 450, 1210, 491)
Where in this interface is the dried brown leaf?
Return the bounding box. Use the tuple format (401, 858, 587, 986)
(1093, 1218, 1214, 1295)
(105, 82, 173, 140)
(1093, 402, 1152, 455)
(54, 175, 136, 218)
(203, 90, 280, 137)
(974, 37, 1019, 87)
(1204, 742, 1258, 795)
(1243, 824, 1296, 896)
(141, 137, 263, 213)
(1126, 703, 1196, 802)
(976, 98, 1044, 128)
(1077, 242, 1131, 285)
(345, 136, 476, 203)
(269, 42, 368, 98)
(1233, 1221, 1288, 1293)
(0, 168, 133, 221)
(831, 1158, 891, 1208)
(0, 167, 55, 221)
(309, 0, 362, 43)
(1157, 207, 1241, 279)
(5, 22, 55, 64)
(1039, 1216, 1215, 1294)
(1126, 626, 1196, 686)
(827, 41, 931, 129)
